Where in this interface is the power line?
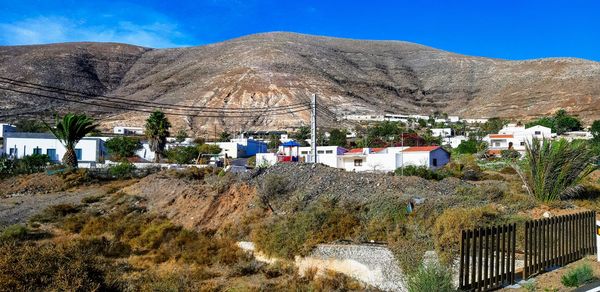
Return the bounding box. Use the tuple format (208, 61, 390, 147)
(0, 76, 309, 112)
(0, 86, 310, 118)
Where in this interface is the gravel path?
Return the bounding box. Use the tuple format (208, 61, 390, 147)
(0, 188, 103, 228)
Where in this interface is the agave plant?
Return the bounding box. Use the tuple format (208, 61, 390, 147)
(46, 113, 97, 168)
(516, 138, 598, 202)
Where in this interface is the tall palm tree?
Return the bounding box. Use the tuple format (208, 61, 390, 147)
(46, 113, 97, 168)
(145, 111, 171, 162)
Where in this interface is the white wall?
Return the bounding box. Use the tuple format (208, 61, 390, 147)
(431, 128, 452, 137)
(256, 153, 277, 167)
(4, 136, 102, 162)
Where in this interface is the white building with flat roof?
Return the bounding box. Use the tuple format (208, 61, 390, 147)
(113, 126, 144, 135)
(3, 132, 106, 163)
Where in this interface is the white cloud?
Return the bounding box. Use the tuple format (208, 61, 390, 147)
(0, 16, 191, 48)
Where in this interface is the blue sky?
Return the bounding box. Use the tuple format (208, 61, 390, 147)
(0, 0, 599, 61)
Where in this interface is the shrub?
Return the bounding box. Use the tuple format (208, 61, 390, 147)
(501, 149, 521, 159)
(405, 263, 454, 292)
(0, 224, 29, 241)
(561, 264, 594, 287)
(0, 240, 121, 291)
(456, 139, 480, 154)
(252, 199, 360, 258)
(518, 138, 598, 202)
(395, 165, 446, 181)
(197, 144, 222, 155)
(247, 156, 256, 167)
(105, 136, 142, 160)
(433, 206, 499, 264)
(30, 204, 81, 223)
(108, 162, 136, 179)
(165, 146, 199, 164)
(258, 174, 289, 211)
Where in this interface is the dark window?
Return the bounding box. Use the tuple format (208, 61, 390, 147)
(47, 149, 57, 161)
(354, 159, 362, 166)
(325, 150, 333, 154)
(520, 142, 525, 146)
(33, 147, 42, 155)
(317, 150, 325, 154)
(75, 149, 82, 161)
(432, 158, 438, 167)
(300, 151, 308, 154)
(534, 131, 541, 135)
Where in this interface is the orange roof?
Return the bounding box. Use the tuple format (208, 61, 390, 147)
(371, 147, 386, 153)
(403, 146, 441, 152)
(487, 149, 502, 155)
(490, 134, 513, 139)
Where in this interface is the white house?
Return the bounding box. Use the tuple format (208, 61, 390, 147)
(113, 126, 144, 135)
(444, 135, 468, 148)
(561, 131, 593, 141)
(257, 144, 450, 173)
(3, 132, 106, 163)
(463, 118, 489, 124)
(431, 128, 452, 138)
(483, 124, 555, 155)
(208, 138, 268, 159)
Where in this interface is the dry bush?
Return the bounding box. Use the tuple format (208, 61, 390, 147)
(433, 205, 499, 264)
(252, 199, 361, 259)
(29, 203, 81, 223)
(0, 240, 124, 291)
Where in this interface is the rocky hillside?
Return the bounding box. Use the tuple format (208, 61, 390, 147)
(1, 32, 599, 134)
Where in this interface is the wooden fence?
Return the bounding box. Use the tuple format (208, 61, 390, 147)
(523, 211, 597, 278)
(459, 223, 517, 291)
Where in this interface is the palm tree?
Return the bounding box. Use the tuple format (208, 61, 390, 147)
(145, 111, 171, 162)
(46, 113, 97, 168)
(516, 138, 598, 202)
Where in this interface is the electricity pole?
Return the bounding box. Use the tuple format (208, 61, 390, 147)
(311, 94, 317, 163)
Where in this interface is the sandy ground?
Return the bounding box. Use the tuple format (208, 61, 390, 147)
(501, 256, 600, 291)
(0, 187, 104, 228)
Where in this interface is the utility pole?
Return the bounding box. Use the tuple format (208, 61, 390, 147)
(311, 93, 317, 163)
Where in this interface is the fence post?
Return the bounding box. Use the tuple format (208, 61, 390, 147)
(597, 219, 600, 262)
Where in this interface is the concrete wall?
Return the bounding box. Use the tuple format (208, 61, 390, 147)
(256, 153, 277, 167)
(296, 244, 405, 291)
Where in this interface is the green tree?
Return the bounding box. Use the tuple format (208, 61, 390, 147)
(526, 116, 554, 130)
(554, 109, 582, 134)
(456, 140, 479, 154)
(268, 134, 281, 149)
(165, 146, 199, 164)
(293, 126, 310, 141)
(328, 129, 347, 147)
(481, 118, 506, 135)
(198, 144, 222, 155)
(46, 113, 97, 168)
(144, 111, 171, 163)
(591, 120, 600, 143)
(175, 129, 188, 143)
(105, 136, 142, 161)
(218, 131, 231, 142)
(15, 119, 48, 133)
(517, 138, 598, 202)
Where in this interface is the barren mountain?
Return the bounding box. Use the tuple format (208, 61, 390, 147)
(1, 32, 599, 134)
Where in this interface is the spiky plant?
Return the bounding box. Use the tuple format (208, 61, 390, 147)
(144, 111, 171, 163)
(516, 138, 598, 202)
(46, 113, 97, 168)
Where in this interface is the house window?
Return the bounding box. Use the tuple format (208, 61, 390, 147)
(300, 151, 308, 155)
(325, 150, 333, 154)
(534, 131, 541, 135)
(33, 147, 42, 155)
(520, 142, 525, 146)
(47, 149, 57, 161)
(317, 150, 325, 154)
(432, 158, 438, 167)
(494, 142, 501, 147)
(354, 159, 362, 166)
(75, 149, 82, 161)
